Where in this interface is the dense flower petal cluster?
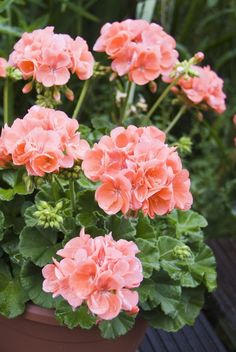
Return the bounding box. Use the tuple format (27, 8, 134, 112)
(176, 65, 226, 114)
(0, 105, 89, 176)
(94, 20, 178, 85)
(8, 26, 94, 87)
(42, 229, 143, 320)
(0, 57, 7, 78)
(82, 126, 192, 218)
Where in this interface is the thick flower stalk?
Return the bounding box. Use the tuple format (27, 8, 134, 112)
(82, 125, 193, 218)
(0, 105, 89, 176)
(42, 228, 143, 320)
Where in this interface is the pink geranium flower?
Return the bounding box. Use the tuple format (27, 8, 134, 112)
(82, 125, 193, 217)
(175, 65, 226, 114)
(8, 26, 94, 87)
(94, 20, 178, 85)
(42, 228, 143, 320)
(0, 106, 89, 176)
(0, 58, 8, 77)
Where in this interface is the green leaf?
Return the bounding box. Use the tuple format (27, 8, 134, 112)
(99, 312, 136, 339)
(0, 188, 15, 201)
(55, 300, 96, 329)
(24, 205, 38, 227)
(19, 226, 61, 267)
(77, 190, 99, 213)
(0, 169, 34, 201)
(143, 286, 204, 332)
(0, 210, 5, 240)
(67, 2, 100, 22)
(20, 261, 55, 309)
(76, 211, 97, 228)
(136, 214, 156, 239)
(158, 236, 197, 287)
(138, 274, 181, 315)
(167, 210, 207, 241)
(0, 260, 28, 318)
(136, 238, 160, 278)
(190, 243, 217, 292)
(77, 173, 97, 191)
(105, 215, 136, 240)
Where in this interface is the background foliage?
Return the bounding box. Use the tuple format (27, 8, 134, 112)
(0, 0, 235, 238)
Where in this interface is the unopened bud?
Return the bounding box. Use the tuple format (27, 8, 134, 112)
(53, 88, 61, 102)
(173, 245, 192, 260)
(194, 52, 204, 63)
(22, 81, 33, 94)
(65, 87, 74, 101)
(149, 81, 157, 94)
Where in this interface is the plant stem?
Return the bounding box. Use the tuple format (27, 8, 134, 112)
(165, 105, 187, 134)
(53, 174, 65, 193)
(145, 76, 182, 121)
(69, 179, 76, 215)
(3, 78, 9, 125)
(72, 79, 90, 119)
(121, 80, 133, 123)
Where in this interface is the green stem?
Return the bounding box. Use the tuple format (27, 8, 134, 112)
(121, 80, 133, 123)
(69, 179, 76, 215)
(165, 105, 187, 134)
(145, 75, 182, 121)
(53, 174, 65, 193)
(72, 79, 90, 119)
(3, 78, 9, 125)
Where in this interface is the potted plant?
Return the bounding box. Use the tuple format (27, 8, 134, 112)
(0, 19, 225, 352)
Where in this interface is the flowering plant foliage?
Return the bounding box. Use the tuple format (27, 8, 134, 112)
(0, 20, 223, 339)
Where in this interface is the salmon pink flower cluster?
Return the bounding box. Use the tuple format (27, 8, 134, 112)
(0, 105, 89, 176)
(8, 26, 94, 87)
(176, 65, 226, 114)
(94, 20, 178, 85)
(0, 57, 7, 78)
(42, 229, 143, 320)
(82, 126, 193, 218)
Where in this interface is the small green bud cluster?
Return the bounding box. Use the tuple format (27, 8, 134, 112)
(34, 201, 64, 229)
(170, 53, 204, 81)
(173, 244, 192, 260)
(59, 163, 81, 180)
(174, 136, 192, 155)
(6, 66, 23, 81)
(35, 84, 61, 108)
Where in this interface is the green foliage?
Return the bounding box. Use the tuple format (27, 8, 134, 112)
(99, 312, 136, 339)
(55, 300, 96, 330)
(20, 261, 55, 309)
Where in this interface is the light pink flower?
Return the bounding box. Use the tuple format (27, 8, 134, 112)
(1, 105, 87, 176)
(42, 228, 143, 320)
(82, 125, 193, 217)
(176, 65, 226, 114)
(94, 20, 178, 85)
(0, 58, 8, 77)
(8, 26, 94, 87)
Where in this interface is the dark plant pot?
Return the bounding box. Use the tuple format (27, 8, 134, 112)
(0, 304, 147, 352)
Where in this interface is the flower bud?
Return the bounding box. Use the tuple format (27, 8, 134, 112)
(22, 81, 33, 94)
(173, 244, 192, 260)
(194, 52, 204, 63)
(65, 87, 74, 101)
(149, 81, 157, 94)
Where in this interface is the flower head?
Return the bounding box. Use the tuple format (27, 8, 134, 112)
(8, 26, 94, 87)
(82, 125, 192, 218)
(42, 228, 143, 320)
(94, 20, 178, 85)
(0, 105, 89, 176)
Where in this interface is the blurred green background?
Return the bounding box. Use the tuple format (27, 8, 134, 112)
(0, 0, 235, 238)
